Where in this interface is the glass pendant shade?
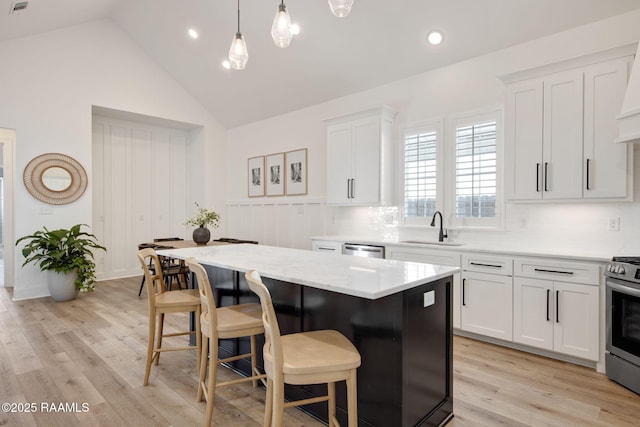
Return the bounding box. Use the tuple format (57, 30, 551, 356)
(328, 0, 354, 17)
(228, 32, 248, 70)
(271, 3, 293, 48)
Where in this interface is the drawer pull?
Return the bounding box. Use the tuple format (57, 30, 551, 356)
(470, 262, 502, 269)
(534, 268, 574, 275)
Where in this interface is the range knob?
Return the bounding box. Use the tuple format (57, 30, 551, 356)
(618, 265, 626, 275)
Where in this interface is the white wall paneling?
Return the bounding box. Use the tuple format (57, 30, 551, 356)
(93, 115, 190, 280)
(226, 199, 329, 250)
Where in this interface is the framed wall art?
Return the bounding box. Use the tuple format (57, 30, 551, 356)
(248, 156, 265, 197)
(265, 152, 285, 196)
(285, 148, 307, 196)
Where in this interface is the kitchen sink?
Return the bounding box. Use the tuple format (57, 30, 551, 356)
(400, 240, 464, 246)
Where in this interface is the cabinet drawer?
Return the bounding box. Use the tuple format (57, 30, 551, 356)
(514, 258, 600, 285)
(462, 254, 513, 276)
(311, 241, 343, 253)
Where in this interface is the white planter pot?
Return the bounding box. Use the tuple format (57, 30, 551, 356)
(47, 270, 79, 302)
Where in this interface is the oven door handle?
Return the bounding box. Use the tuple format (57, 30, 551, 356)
(608, 279, 640, 298)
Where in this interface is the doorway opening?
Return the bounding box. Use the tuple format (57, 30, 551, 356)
(0, 128, 15, 288)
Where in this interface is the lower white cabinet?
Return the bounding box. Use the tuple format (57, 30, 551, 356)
(461, 270, 513, 341)
(311, 240, 343, 253)
(513, 259, 599, 361)
(461, 254, 513, 341)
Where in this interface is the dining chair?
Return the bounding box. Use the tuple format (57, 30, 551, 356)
(245, 270, 361, 427)
(186, 258, 266, 427)
(138, 238, 189, 296)
(137, 248, 202, 386)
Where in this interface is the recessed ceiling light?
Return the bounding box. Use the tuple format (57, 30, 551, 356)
(290, 23, 300, 36)
(188, 28, 199, 39)
(427, 31, 443, 45)
(222, 60, 231, 70)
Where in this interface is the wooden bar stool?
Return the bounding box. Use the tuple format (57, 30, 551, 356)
(137, 248, 202, 386)
(186, 258, 266, 427)
(245, 270, 361, 427)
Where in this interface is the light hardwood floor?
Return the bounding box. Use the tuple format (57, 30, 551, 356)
(1, 276, 639, 426)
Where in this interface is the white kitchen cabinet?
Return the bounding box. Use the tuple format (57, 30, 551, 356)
(461, 254, 513, 341)
(311, 240, 343, 253)
(583, 57, 633, 199)
(506, 70, 583, 200)
(505, 54, 633, 201)
(386, 245, 462, 329)
(325, 106, 396, 205)
(513, 259, 599, 361)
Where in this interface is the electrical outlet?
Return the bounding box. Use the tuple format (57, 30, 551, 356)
(608, 217, 620, 231)
(40, 206, 53, 215)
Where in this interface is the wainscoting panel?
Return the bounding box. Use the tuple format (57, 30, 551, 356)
(226, 199, 329, 250)
(93, 115, 190, 280)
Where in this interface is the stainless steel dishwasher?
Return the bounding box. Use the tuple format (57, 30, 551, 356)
(342, 243, 385, 259)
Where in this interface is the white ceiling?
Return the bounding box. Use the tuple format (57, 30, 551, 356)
(2, 0, 640, 128)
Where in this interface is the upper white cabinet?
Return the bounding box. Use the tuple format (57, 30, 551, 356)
(505, 54, 633, 201)
(583, 58, 632, 199)
(325, 106, 397, 205)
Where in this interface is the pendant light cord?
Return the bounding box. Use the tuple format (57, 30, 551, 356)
(237, 0, 241, 33)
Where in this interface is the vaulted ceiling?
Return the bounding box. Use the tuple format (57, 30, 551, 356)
(2, 0, 640, 128)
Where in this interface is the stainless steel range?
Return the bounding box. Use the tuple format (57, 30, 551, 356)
(605, 257, 640, 394)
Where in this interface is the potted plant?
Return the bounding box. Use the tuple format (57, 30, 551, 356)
(184, 202, 220, 245)
(16, 224, 107, 301)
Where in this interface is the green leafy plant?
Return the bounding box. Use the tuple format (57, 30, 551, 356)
(184, 202, 220, 228)
(16, 224, 107, 292)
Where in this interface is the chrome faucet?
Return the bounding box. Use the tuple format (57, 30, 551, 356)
(430, 211, 448, 242)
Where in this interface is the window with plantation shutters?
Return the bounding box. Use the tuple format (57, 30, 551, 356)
(455, 121, 497, 219)
(402, 121, 441, 225)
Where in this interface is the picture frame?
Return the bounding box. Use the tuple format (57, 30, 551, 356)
(265, 153, 285, 196)
(285, 148, 308, 196)
(248, 156, 265, 197)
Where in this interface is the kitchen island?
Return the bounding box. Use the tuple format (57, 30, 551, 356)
(158, 244, 458, 427)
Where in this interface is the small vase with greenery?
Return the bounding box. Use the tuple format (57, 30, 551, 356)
(16, 224, 107, 300)
(184, 203, 220, 245)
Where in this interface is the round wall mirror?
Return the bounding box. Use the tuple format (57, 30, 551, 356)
(41, 166, 73, 191)
(23, 153, 88, 205)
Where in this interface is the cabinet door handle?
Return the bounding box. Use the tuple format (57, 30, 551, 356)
(462, 278, 466, 306)
(347, 179, 351, 198)
(534, 268, 574, 275)
(351, 179, 355, 199)
(556, 290, 560, 323)
(586, 158, 591, 190)
(544, 162, 549, 192)
(470, 262, 502, 269)
(536, 163, 540, 192)
(546, 289, 550, 321)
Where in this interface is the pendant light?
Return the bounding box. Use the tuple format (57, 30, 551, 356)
(328, 0, 354, 18)
(228, 0, 248, 70)
(271, 0, 293, 48)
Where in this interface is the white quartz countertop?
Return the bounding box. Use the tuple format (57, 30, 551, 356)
(157, 244, 459, 300)
(311, 235, 613, 263)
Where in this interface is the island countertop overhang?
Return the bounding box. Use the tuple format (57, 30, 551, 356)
(157, 243, 459, 299)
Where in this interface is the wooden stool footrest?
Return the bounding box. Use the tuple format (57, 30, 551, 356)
(284, 395, 330, 408)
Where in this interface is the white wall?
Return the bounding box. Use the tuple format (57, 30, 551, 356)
(226, 9, 640, 257)
(0, 20, 227, 299)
